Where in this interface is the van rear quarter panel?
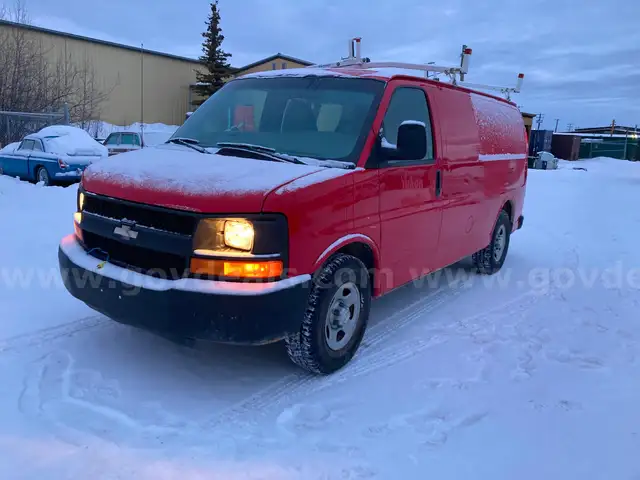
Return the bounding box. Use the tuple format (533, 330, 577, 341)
(470, 92, 528, 238)
(431, 86, 527, 266)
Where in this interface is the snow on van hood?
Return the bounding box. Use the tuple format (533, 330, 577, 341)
(81, 143, 329, 213)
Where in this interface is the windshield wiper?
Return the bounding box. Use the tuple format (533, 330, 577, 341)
(167, 137, 211, 154)
(216, 142, 306, 165)
(215, 142, 355, 169)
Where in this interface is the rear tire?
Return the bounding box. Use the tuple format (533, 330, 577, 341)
(473, 210, 511, 275)
(36, 167, 50, 186)
(285, 254, 371, 375)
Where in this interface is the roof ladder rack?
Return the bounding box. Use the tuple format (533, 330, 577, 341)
(310, 38, 525, 100)
(458, 73, 525, 101)
(312, 39, 472, 83)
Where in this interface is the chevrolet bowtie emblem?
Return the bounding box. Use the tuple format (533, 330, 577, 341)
(113, 224, 138, 240)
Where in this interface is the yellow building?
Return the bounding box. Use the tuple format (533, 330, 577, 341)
(0, 19, 202, 127)
(231, 53, 313, 76)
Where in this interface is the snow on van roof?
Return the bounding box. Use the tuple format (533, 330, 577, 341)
(239, 65, 473, 84)
(239, 67, 355, 79)
(238, 66, 432, 81)
(237, 66, 516, 105)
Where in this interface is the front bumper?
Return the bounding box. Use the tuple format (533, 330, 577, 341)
(58, 235, 311, 345)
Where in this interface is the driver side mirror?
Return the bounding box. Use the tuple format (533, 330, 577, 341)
(380, 120, 427, 161)
(396, 121, 427, 160)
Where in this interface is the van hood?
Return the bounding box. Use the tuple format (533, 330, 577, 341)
(81, 144, 325, 213)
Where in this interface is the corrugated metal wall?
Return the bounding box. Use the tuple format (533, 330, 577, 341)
(551, 134, 581, 161)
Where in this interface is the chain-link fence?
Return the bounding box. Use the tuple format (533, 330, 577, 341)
(0, 104, 70, 148)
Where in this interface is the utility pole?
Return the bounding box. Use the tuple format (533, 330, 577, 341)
(567, 123, 574, 132)
(610, 119, 616, 136)
(554, 118, 560, 132)
(535, 113, 545, 130)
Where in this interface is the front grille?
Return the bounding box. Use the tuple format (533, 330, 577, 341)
(83, 231, 188, 279)
(83, 195, 197, 236)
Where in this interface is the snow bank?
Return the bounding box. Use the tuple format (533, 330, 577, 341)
(33, 126, 108, 158)
(89, 121, 179, 144)
(0, 176, 90, 339)
(83, 121, 179, 147)
(140, 130, 175, 147)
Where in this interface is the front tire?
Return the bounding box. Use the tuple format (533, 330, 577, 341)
(285, 254, 371, 375)
(473, 210, 511, 275)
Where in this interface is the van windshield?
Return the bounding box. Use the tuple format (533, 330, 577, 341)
(172, 76, 385, 163)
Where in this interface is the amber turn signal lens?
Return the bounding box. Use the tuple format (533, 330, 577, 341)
(190, 258, 283, 279)
(73, 212, 83, 242)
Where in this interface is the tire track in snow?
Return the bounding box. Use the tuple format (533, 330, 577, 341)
(19, 349, 193, 448)
(204, 287, 547, 431)
(0, 315, 106, 355)
(304, 289, 544, 393)
(203, 280, 468, 429)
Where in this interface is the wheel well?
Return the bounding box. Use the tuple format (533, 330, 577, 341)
(335, 242, 376, 287)
(502, 201, 514, 226)
(33, 164, 45, 177)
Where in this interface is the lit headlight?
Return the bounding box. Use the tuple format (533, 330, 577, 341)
(223, 220, 254, 251)
(78, 192, 85, 211)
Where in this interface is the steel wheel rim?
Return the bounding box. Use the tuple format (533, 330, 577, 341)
(38, 169, 47, 183)
(325, 281, 361, 351)
(493, 224, 507, 261)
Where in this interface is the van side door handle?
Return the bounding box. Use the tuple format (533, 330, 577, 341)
(435, 170, 442, 197)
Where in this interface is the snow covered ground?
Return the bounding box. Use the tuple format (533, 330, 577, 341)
(0, 157, 639, 479)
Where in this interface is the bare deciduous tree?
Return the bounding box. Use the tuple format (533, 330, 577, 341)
(0, 1, 114, 144)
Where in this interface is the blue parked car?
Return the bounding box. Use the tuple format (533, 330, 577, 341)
(0, 125, 108, 186)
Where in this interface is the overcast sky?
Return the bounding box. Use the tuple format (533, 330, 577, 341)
(23, 0, 640, 130)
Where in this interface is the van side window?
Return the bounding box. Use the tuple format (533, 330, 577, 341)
(380, 87, 434, 162)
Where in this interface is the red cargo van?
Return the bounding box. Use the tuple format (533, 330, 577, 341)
(59, 41, 528, 374)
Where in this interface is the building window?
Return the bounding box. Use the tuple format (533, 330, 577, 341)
(272, 62, 276, 70)
(282, 62, 287, 69)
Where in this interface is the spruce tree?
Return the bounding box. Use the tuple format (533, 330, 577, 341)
(194, 0, 232, 101)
